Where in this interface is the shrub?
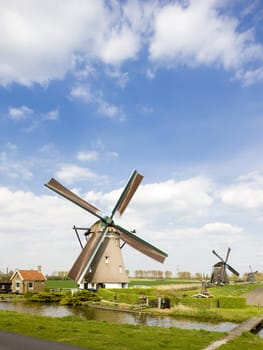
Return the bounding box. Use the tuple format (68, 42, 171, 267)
(60, 290, 101, 305)
(29, 291, 66, 302)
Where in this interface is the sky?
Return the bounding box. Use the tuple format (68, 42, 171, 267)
(1, 0, 263, 278)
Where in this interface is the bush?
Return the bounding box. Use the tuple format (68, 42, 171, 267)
(60, 290, 101, 305)
(29, 291, 66, 302)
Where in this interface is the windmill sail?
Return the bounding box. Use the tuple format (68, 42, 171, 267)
(69, 223, 108, 282)
(115, 225, 167, 263)
(45, 178, 101, 218)
(226, 264, 239, 276)
(111, 170, 143, 217)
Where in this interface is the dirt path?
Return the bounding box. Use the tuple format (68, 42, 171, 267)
(246, 285, 263, 306)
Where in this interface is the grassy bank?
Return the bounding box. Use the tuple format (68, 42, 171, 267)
(0, 310, 224, 350)
(1, 310, 263, 349)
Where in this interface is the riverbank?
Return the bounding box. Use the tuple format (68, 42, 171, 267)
(1, 310, 263, 350)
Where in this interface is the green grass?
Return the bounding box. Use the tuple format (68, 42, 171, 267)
(0, 310, 225, 350)
(207, 283, 262, 297)
(219, 331, 263, 350)
(128, 278, 199, 286)
(45, 279, 78, 289)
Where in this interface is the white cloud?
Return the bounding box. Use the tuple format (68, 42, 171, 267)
(55, 163, 97, 184)
(0, 186, 91, 273)
(99, 176, 215, 231)
(106, 151, 119, 160)
(99, 26, 140, 65)
(220, 171, 263, 211)
(97, 98, 125, 121)
(69, 83, 125, 121)
(0, 151, 33, 179)
(77, 151, 99, 162)
(69, 84, 93, 103)
(8, 105, 33, 120)
(146, 68, 155, 79)
(202, 222, 243, 235)
(149, 0, 263, 76)
(0, 0, 141, 86)
(0, 1, 262, 86)
(44, 108, 59, 120)
(234, 66, 263, 86)
(6, 142, 17, 151)
(137, 177, 214, 219)
(105, 68, 129, 88)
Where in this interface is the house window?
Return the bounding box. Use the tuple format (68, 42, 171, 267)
(16, 282, 20, 290)
(1, 285, 5, 290)
(28, 282, 33, 290)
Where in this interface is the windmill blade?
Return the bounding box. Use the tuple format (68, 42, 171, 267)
(226, 264, 239, 276)
(45, 178, 102, 220)
(68, 224, 109, 282)
(212, 250, 224, 262)
(221, 266, 226, 283)
(115, 224, 167, 263)
(225, 247, 231, 263)
(111, 170, 143, 218)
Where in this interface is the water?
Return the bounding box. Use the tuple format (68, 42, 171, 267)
(0, 301, 236, 333)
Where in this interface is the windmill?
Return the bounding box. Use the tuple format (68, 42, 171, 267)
(247, 265, 258, 283)
(210, 247, 239, 285)
(45, 170, 168, 290)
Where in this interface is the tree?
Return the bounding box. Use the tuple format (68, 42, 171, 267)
(177, 271, 191, 279)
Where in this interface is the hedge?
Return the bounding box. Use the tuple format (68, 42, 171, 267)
(174, 297, 246, 309)
(218, 297, 246, 309)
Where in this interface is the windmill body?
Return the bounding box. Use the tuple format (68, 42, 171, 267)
(210, 248, 239, 285)
(246, 266, 258, 284)
(45, 170, 168, 290)
(69, 221, 129, 289)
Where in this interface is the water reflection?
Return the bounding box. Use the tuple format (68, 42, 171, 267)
(0, 301, 236, 333)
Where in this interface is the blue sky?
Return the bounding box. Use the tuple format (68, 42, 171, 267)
(1, 0, 263, 277)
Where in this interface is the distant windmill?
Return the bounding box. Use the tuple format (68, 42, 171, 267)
(210, 247, 239, 285)
(45, 170, 168, 290)
(247, 265, 258, 283)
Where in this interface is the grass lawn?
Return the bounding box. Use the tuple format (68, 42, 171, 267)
(219, 332, 263, 350)
(128, 278, 199, 286)
(0, 310, 224, 350)
(45, 279, 78, 289)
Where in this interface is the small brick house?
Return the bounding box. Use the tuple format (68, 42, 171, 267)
(10, 270, 46, 294)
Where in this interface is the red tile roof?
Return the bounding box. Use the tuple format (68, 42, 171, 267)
(17, 270, 46, 281)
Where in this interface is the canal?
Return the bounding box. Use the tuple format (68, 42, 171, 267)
(0, 301, 237, 333)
